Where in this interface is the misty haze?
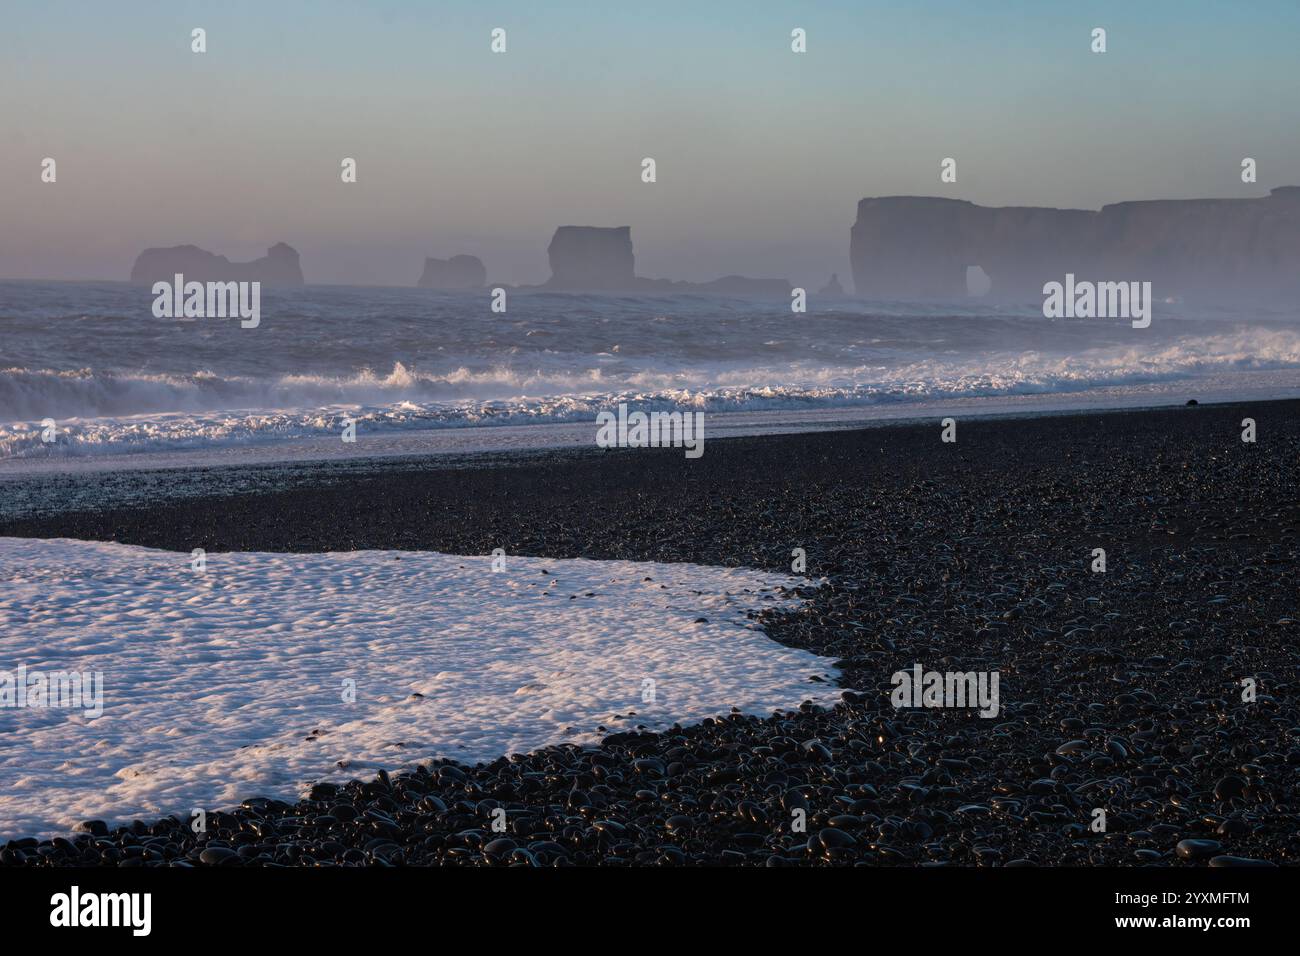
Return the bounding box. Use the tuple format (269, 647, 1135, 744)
(1, 0, 1297, 922)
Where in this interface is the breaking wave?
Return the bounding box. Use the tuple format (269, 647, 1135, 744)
(3, 280, 1298, 460)
(5, 328, 1300, 459)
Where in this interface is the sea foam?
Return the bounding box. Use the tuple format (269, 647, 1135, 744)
(0, 538, 839, 840)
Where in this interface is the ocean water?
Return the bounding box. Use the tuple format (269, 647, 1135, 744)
(2, 280, 1299, 466)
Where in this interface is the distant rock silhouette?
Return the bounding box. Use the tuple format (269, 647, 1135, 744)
(965, 266, 992, 297)
(850, 187, 1300, 304)
(417, 255, 486, 289)
(817, 273, 846, 298)
(130, 243, 304, 285)
(541, 225, 788, 297)
(546, 226, 636, 289)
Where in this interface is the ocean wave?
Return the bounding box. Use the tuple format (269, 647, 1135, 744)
(4, 329, 1300, 459)
(0, 362, 597, 420)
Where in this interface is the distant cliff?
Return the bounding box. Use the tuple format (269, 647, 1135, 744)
(417, 255, 486, 289)
(850, 187, 1300, 303)
(131, 243, 304, 285)
(542, 225, 788, 296)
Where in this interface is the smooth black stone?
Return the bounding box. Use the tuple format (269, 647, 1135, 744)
(1213, 775, 1246, 801)
(1174, 839, 1222, 860)
(1209, 855, 1274, 867)
(483, 838, 517, 859)
(818, 828, 856, 850)
(198, 846, 238, 866)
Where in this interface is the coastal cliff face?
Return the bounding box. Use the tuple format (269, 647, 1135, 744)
(850, 187, 1300, 303)
(130, 243, 305, 285)
(545, 226, 636, 289)
(417, 255, 486, 289)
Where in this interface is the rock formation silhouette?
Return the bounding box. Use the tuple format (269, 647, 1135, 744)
(545, 226, 636, 289)
(417, 255, 486, 289)
(130, 243, 304, 285)
(850, 187, 1300, 304)
(817, 273, 846, 298)
(542, 225, 789, 297)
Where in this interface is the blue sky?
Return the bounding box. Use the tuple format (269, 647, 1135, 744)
(4, 0, 1299, 284)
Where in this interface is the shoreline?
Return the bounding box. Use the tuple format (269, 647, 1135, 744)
(2, 399, 1297, 865)
(2, 393, 1296, 523)
(4, 375, 1299, 484)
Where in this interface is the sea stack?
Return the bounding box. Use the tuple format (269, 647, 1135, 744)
(849, 187, 1300, 304)
(545, 226, 636, 290)
(417, 255, 486, 289)
(817, 273, 846, 298)
(130, 243, 305, 285)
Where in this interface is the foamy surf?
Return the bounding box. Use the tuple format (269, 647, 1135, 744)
(0, 538, 838, 840)
(3, 282, 1299, 462)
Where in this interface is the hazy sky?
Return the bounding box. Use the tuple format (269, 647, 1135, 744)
(4, 0, 1300, 287)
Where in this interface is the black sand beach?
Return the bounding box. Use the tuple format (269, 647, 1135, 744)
(2, 400, 1297, 866)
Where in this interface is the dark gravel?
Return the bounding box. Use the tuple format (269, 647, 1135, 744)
(2, 400, 1297, 866)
